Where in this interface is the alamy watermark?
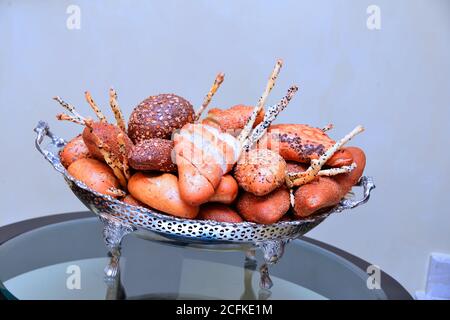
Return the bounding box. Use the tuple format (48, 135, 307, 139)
(66, 5, 81, 30)
(366, 264, 381, 290)
(367, 5, 381, 30)
(66, 264, 81, 290)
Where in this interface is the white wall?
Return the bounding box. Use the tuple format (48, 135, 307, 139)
(1, 0, 449, 295)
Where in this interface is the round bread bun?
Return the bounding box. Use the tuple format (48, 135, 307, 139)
(208, 175, 239, 204)
(202, 104, 264, 136)
(285, 161, 307, 175)
(68, 158, 121, 197)
(237, 187, 290, 224)
(128, 138, 176, 172)
(198, 203, 243, 223)
(60, 135, 92, 168)
(234, 149, 287, 196)
(128, 93, 194, 143)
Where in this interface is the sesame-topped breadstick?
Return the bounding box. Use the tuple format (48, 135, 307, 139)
(195, 72, 225, 121)
(53, 96, 86, 123)
(242, 85, 298, 152)
(238, 59, 283, 144)
(117, 132, 131, 180)
(85, 91, 107, 123)
(98, 143, 128, 188)
(317, 163, 357, 176)
(322, 123, 334, 132)
(56, 113, 85, 125)
(286, 125, 364, 187)
(109, 88, 127, 133)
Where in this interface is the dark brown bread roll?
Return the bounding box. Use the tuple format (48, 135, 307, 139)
(128, 138, 176, 172)
(128, 93, 194, 143)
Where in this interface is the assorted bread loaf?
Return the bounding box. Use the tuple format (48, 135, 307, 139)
(55, 60, 367, 225)
(128, 138, 176, 172)
(202, 104, 265, 136)
(59, 134, 91, 168)
(128, 93, 194, 142)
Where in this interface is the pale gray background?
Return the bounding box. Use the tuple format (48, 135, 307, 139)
(1, 0, 449, 295)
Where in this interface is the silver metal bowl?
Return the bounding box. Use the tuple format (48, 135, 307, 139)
(34, 120, 375, 289)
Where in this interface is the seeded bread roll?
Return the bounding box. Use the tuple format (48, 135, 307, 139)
(234, 149, 287, 196)
(128, 138, 176, 172)
(261, 124, 353, 167)
(128, 93, 194, 143)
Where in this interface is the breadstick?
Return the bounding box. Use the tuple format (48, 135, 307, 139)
(287, 125, 364, 187)
(293, 147, 366, 218)
(85, 91, 107, 122)
(317, 163, 357, 177)
(195, 72, 225, 121)
(56, 113, 85, 125)
(242, 85, 298, 151)
(239, 59, 283, 143)
(322, 123, 334, 132)
(53, 96, 85, 123)
(117, 132, 131, 180)
(109, 88, 127, 133)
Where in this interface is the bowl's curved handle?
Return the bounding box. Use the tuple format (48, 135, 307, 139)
(337, 176, 376, 211)
(34, 121, 67, 173)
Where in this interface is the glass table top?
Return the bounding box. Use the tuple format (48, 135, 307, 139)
(0, 214, 408, 300)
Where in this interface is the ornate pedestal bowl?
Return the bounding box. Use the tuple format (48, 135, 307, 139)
(34, 121, 375, 291)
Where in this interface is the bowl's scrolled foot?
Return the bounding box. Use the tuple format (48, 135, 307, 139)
(99, 216, 136, 280)
(257, 239, 288, 291)
(259, 263, 273, 290)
